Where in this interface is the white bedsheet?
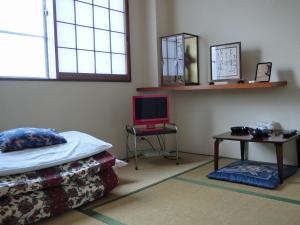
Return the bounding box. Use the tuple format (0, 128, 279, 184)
(0, 131, 112, 176)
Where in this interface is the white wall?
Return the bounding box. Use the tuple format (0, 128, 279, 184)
(158, 0, 300, 164)
(2, 0, 299, 164)
(0, 0, 152, 159)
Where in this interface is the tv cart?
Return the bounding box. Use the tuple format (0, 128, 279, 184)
(126, 123, 179, 170)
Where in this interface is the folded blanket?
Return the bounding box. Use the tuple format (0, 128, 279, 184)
(0, 151, 116, 197)
(0, 167, 118, 225)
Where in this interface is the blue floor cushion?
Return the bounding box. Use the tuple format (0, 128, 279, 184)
(207, 160, 298, 189)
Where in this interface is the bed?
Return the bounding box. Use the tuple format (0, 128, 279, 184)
(0, 130, 119, 225)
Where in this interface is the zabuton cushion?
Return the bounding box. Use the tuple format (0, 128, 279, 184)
(207, 160, 297, 189)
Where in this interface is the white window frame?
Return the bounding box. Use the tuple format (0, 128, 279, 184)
(0, 0, 131, 82)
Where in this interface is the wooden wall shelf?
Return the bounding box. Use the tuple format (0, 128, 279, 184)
(137, 81, 287, 92)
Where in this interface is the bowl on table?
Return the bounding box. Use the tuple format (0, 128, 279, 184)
(230, 126, 250, 136)
(249, 128, 270, 139)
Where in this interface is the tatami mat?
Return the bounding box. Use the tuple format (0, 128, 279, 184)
(37, 210, 107, 225)
(38, 153, 212, 225)
(38, 155, 300, 225)
(179, 158, 300, 201)
(82, 158, 300, 225)
(83, 153, 212, 209)
(91, 179, 300, 225)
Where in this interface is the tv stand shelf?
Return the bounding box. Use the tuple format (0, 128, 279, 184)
(137, 81, 287, 92)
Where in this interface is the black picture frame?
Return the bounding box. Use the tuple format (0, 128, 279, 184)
(210, 42, 242, 82)
(255, 62, 272, 82)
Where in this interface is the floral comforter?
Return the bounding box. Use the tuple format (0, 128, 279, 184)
(0, 151, 118, 225)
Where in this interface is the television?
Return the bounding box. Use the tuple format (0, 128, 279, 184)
(132, 95, 169, 127)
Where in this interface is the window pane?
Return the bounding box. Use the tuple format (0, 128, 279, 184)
(168, 59, 177, 76)
(0, 0, 44, 36)
(94, 6, 109, 30)
(162, 38, 167, 58)
(77, 50, 95, 73)
(95, 30, 110, 52)
(96, 52, 111, 74)
(111, 32, 125, 54)
(54, 0, 130, 80)
(110, 11, 124, 33)
(110, 0, 124, 12)
(0, 33, 46, 78)
(76, 26, 94, 50)
(162, 59, 168, 76)
(178, 59, 184, 75)
(57, 22, 76, 48)
(177, 35, 183, 59)
(56, 0, 75, 24)
(58, 48, 77, 73)
(76, 1, 93, 27)
(112, 54, 126, 74)
(167, 39, 176, 58)
(94, 0, 109, 8)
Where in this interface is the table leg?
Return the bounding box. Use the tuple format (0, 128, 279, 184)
(240, 141, 245, 161)
(214, 139, 220, 171)
(275, 143, 283, 184)
(296, 137, 300, 168)
(134, 135, 138, 170)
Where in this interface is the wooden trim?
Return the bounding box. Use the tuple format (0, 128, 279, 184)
(125, 0, 131, 82)
(137, 81, 287, 92)
(56, 73, 130, 82)
(52, 0, 60, 78)
(0, 77, 130, 82)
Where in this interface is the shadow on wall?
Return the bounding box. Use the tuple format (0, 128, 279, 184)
(199, 37, 210, 83)
(277, 69, 298, 89)
(241, 49, 261, 81)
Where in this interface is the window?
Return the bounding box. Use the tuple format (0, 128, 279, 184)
(0, 0, 130, 81)
(0, 0, 49, 78)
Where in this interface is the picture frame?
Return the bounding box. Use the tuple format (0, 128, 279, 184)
(255, 62, 272, 82)
(210, 42, 241, 82)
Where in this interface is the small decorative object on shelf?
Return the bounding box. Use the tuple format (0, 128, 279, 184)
(160, 33, 199, 86)
(255, 62, 272, 82)
(210, 42, 242, 83)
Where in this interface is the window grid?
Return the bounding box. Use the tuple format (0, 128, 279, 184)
(76, 0, 125, 14)
(42, 0, 50, 78)
(54, 0, 130, 81)
(108, 0, 113, 74)
(162, 36, 182, 76)
(73, 0, 79, 72)
(56, 20, 125, 35)
(92, 0, 96, 74)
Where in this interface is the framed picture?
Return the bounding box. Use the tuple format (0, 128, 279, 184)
(255, 62, 272, 82)
(210, 42, 241, 82)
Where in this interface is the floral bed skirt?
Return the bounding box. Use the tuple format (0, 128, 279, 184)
(0, 151, 119, 225)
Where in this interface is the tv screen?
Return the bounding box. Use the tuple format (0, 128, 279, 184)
(132, 95, 169, 126)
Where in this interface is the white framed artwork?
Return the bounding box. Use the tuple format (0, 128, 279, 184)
(210, 42, 241, 81)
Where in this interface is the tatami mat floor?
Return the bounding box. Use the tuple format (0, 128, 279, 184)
(38, 153, 300, 225)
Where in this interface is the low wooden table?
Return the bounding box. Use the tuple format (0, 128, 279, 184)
(213, 131, 300, 184)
